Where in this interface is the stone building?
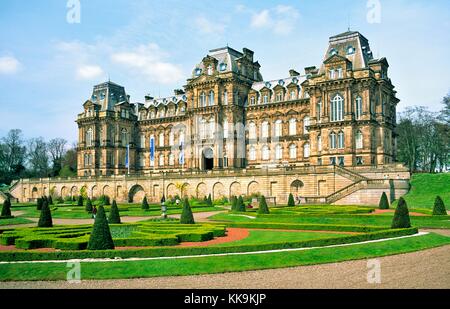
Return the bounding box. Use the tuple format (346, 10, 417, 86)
(10, 31, 410, 205)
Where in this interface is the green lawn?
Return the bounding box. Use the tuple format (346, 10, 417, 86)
(395, 173, 450, 210)
(0, 217, 33, 226)
(0, 232, 448, 281)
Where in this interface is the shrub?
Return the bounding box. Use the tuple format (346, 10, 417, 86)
(42, 196, 48, 204)
(238, 196, 246, 212)
(56, 196, 64, 204)
(230, 196, 237, 211)
(47, 195, 53, 205)
(391, 197, 411, 229)
(77, 195, 83, 206)
(87, 205, 115, 250)
(36, 197, 43, 211)
(258, 196, 270, 214)
(108, 200, 121, 224)
(379, 192, 390, 209)
(180, 198, 195, 224)
(432, 196, 447, 216)
(288, 193, 295, 207)
(38, 201, 53, 228)
(64, 196, 72, 203)
(85, 198, 93, 213)
(1, 198, 12, 217)
(98, 195, 111, 206)
(142, 196, 149, 210)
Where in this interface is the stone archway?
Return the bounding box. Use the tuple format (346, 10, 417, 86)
(213, 182, 225, 200)
(247, 181, 259, 196)
(70, 186, 78, 197)
(167, 183, 177, 198)
(128, 184, 146, 203)
(91, 185, 99, 198)
(102, 185, 113, 197)
(290, 180, 304, 194)
(230, 182, 241, 197)
(31, 187, 39, 199)
(61, 186, 69, 198)
(196, 182, 207, 199)
(202, 147, 214, 171)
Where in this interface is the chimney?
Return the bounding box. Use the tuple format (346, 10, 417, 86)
(243, 48, 254, 61)
(174, 89, 185, 95)
(304, 66, 317, 75)
(289, 69, 300, 77)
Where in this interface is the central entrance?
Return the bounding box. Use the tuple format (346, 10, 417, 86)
(202, 147, 214, 171)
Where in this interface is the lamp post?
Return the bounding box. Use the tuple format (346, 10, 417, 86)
(161, 194, 167, 219)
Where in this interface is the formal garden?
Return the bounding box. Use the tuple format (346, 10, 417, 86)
(0, 173, 448, 282)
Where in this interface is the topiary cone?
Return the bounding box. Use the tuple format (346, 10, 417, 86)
(288, 193, 295, 207)
(230, 196, 237, 212)
(207, 194, 213, 207)
(379, 192, 390, 210)
(180, 197, 195, 224)
(36, 197, 43, 211)
(142, 196, 149, 210)
(108, 200, 121, 224)
(258, 195, 270, 214)
(391, 197, 411, 229)
(238, 196, 246, 212)
(77, 195, 83, 206)
(38, 201, 53, 228)
(432, 196, 447, 216)
(85, 198, 93, 213)
(87, 205, 115, 250)
(1, 198, 12, 217)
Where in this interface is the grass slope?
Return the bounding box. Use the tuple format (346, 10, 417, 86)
(0, 233, 448, 281)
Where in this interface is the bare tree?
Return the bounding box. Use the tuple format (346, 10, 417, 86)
(47, 138, 67, 176)
(1, 129, 27, 174)
(27, 137, 49, 177)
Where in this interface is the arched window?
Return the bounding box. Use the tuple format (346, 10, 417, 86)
(289, 118, 297, 136)
(169, 153, 175, 166)
(86, 128, 93, 147)
(199, 92, 206, 107)
(356, 130, 363, 149)
(355, 96, 363, 120)
(303, 117, 310, 134)
(200, 118, 207, 139)
(169, 131, 175, 146)
(223, 90, 228, 105)
(330, 132, 337, 149)
(121, 129, 128, 147)
(159, 154, 164, 166)
(261, 121, 269, 138)
(249, 122, 257, 139)
(317, 135, 323, 152)
(289, 144, 297, 159)
(262, 145, 270, 161)
(338, 131, 345, 149)
(249, 146, 256, 161)
(159, 132, 164, 147)
(331, 94, 344, 121)
(303, 143, 310, 158)
(275, 119, 282, 137)
(275, 144, 283, 160)
(223, 118, 229, 139)
(208, 90, 215, 106)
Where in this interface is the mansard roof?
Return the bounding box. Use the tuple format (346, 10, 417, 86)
(251, 75, 306, 93)
(144, 94, 187, 108)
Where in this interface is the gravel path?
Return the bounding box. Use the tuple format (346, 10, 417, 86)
(1, 244, 448, 289)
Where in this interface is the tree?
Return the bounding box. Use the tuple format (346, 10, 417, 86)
(288, 193, 295, 207)
(432, 196, 447, 216)
(238, 196, 246, 212)
(47, 195, 53, 205)
(391, 197, 411, 229)
(1, 198, 12, 217)
(77, 195, 83, 206)
(87, 205, 115, 250)
(85, 198, 93, 212)
(378, 192, 390, 210)
(142, 196, 149, 210)
(47, 138, 67, 177)
(27, 137, 49, 177)
(38, 201, 53, 228)
(0, 129, 27, 184)
(180, 197, 195, 224)
(258, 196, 270, 214)
(36, 197, 43, 210)
(230, 196, 237, 212)
(59, 146, 77, 177)
(207, 194, 213, 206)
(108, 200, 121, 224)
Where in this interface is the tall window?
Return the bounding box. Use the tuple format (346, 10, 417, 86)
(275, 144, 283, 160)
(139, 154, 145, 167)
(159, 132, 164, 147)
(223, 90, 228, 105)
(317, 135, 323, 152)
(208, 90, 215, 106)
(303, 143, 310, 158)
(337, 67, 343, 78)
(290, 90, 296, 100)
(316, 101, 322, 122)
(356, 130, 363, 149)
(275, 119, 282, 137)
(261, 121, 269, 138)
(338, 131, 345, 149)
(200, 118, 207, 139)
(330, 132, 337, 149)
(207, 65, 213, 75)
(121, 129, 128, 147)
(329, 69, 335, 79)
(263, 94, 269, 104)
(289, 118, 297, 136)
(249, 122, 256, 139)
(249, 146, 256, 161)
(169, 131, 174, 146)
(223, 118, 229, 139)
(140, 134, 145, 148)
(289, 144, 297, 159)
(262, 145, 270, 161)
(159, 154, 164, 166)
(99, 127, 104, 146)
(303, 117, 310, 134)
(199, 92, 206, 107)
(169, 153, 175, 166)
(250, 96, 256, 105)
(86, 128, 93, 147)
(331, 94, 344, 122)
(355, 97, 363, 120)
(276, 92, 283, 102)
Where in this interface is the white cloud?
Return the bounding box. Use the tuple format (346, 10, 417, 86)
(250, 5, 300, 35)
(111, 44, 183, 84)
(195, 16, 226, 34)
(76, 65, 104, 80)
(0, 56, 21, 74)
(251, 10, 271, 28)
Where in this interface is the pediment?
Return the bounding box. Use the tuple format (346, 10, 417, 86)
(323, 54, 351, 65)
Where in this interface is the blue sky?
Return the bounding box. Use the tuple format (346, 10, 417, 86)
(0, 0, 449, 143)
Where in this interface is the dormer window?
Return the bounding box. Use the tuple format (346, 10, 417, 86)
(100, 93, 105, 100)
(207, 65, 213, 75)
(329, 69, 335, 79)
(219, 63, 227, 71)
(347, 46, 355, 55)
(276, 92, 283, 102)
(195, 68, 202, 76)
(278, 80, 285, 86)
(337, 67, 343, 78)
(250, 96, 256, 105)
(330, 48, 338, 56)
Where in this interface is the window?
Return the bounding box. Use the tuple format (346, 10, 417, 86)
(330, 157, 336, 165)
(338, 156, 345, 166)
(275, 144, 283, 160)
(250, 96, 256, 105)
(356, 130, 363, 149)
(169, 153, 175, 166)
(261, 121, 269, 138)
(355, 97, 363, 120)
(317, 135, 323, 152)
(338, 131, 345, 149)
(330, 132, 337, 149)
(219, 63, 227, 71)
(208, 90, 215, 106)
(169, 131, 175, 146)
(329, 69, 335, 79)
(316, 101, 322, 121)
(289, 118, 297, 136)
(276, 92, 283, 102)
(262, 145, 270, 161)
(263, 94, 269, 104)
(159, 154, 164, 166)
(330, 48, 338, 56)
(223, 118, 229, 139)
(249, 146, 256, 161)
(290, 90, 296, 100)
(356, 156, 363, 165)
(139, 154, 145, 167)
(330, 94, 344, 121)
(195, 68, 202, 76)
(303, 117, 310, 134)
(159, 132, 164, 147)
(200, 118, 207, 139)
(99, 128, 104, 146)
(140, 134, 145, 148)
(207, 65, 213, 75)
(303, 143, 310, 158)
(121, 129, 128, 147)
(347, 46, 355, 55)
(337, 67, 343, 78)
(275, 119, 282, 137)
(199, 92, 206, 107)
(289, 144, 297, 159)
(223, 90, 228, 105)
(86, 128, 93, 147)
(249, 122, 257, 139)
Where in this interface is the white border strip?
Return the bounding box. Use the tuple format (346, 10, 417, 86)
(0, 232, 428, 265)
